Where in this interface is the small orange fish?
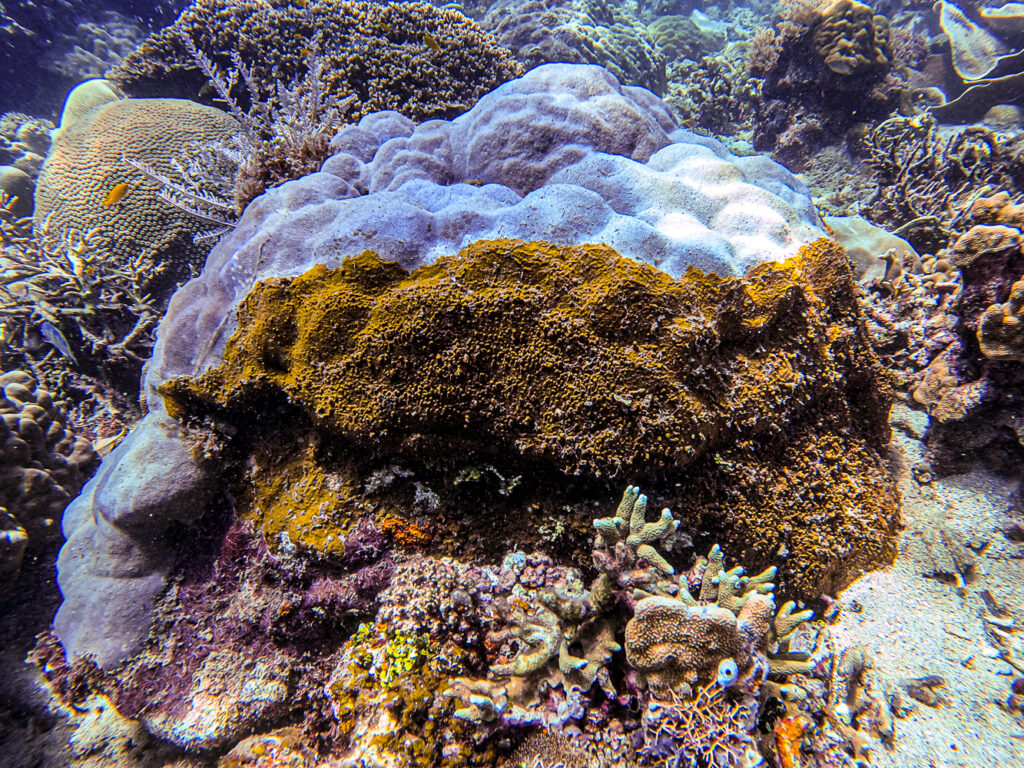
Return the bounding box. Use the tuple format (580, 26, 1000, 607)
(423, 32, 441, 52)
(101, 182, 129, 206)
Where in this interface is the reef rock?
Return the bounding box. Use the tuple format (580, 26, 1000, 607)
(753, 0, 896, 170)
(911, 193, 1024, 471)
(54, 63, 898, 668)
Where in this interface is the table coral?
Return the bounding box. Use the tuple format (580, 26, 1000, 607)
(110, 0, 522, 125)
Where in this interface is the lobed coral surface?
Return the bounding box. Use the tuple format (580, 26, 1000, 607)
(0, 370, 95, 578)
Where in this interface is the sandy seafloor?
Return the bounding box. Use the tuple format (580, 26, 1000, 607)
(830, 404, 1024, 768)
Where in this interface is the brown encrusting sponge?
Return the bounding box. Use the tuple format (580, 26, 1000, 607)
(109, 0, 523, 124)
(161, 238, 900, 597)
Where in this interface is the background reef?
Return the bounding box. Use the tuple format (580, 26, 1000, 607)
(3, 0, 1024, 766)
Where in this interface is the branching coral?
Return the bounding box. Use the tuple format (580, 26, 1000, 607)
(640, 678, 764, 768)
(43, 11, 144, 82)
(590, 484, 684, 601)
(666, 53, 758, 137)
(863, 113, 1024, 236)
(130, 33, 358, 230)
(447, 549, 621, 728)
(623, 544, 812, 698)
(0, 193, 162, 368)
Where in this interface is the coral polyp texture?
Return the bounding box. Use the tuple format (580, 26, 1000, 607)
(109, 0, 522, 124)
(54, 64, 897, 670)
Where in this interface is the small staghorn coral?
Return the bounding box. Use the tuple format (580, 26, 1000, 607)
(445, 487, 816, 768)
(863, 114, 1024, 238)
(0, 193, 162, 368)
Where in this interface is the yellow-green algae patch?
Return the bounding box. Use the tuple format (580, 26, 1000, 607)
(328, 622, 487, 766)
(161, 238, 899, 595)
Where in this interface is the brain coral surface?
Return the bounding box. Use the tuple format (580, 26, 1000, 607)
(147, 63, 824, 391)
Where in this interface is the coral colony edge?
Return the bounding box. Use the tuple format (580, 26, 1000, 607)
(1, 2, 1024, 768)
